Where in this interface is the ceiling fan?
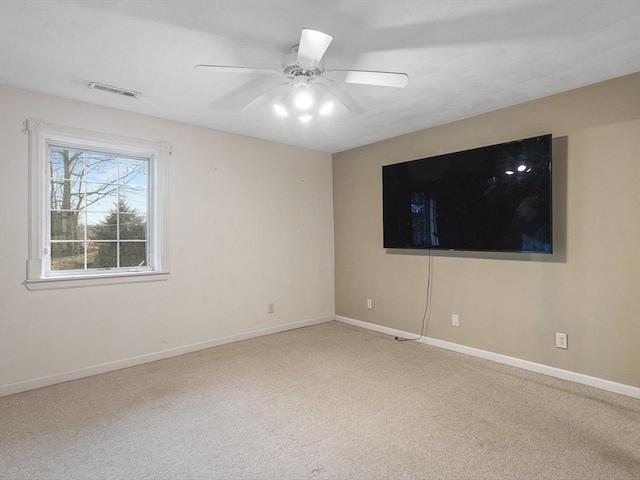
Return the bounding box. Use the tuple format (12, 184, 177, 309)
(194, 29, 408, 121)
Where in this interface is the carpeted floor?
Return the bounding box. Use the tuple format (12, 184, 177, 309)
(1, 321, 639, 479)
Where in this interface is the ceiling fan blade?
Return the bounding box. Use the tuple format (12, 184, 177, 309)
(296, 29, 333, 70)
(242, 83, 289, 111)
(325, 69, 409, 88)
(209, 76, 275, 111)
(315, 78, 364, 115)
(242, 93, 273, 111)
(313, 83, 350, 115)
(194, 65, 277, 75)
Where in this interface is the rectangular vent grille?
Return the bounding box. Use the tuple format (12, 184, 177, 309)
(89, 82, 141, 99)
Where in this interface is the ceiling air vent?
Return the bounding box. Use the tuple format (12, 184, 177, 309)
(89, 82, 141, 99)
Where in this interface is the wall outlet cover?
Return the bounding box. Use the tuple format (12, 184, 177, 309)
(555, 332, 568, 349)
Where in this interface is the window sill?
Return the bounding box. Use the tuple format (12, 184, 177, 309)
(25, 271, 169, 290)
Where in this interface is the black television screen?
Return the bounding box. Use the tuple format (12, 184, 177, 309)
(382, 134, 552, 253)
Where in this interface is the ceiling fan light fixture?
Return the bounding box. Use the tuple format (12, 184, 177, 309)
(294, 89, 313, 110)
(298, 114, 313, 123)
(273, 103, 289, 117)
(319, 101, 334, 115)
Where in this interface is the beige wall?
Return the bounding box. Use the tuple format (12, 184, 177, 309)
(333, 72, 640, 388)
(0, 86, 335, 392)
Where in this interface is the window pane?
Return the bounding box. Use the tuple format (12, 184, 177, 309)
(119, 157, 148, 186)
(50, 180, 84, 210)
(87, 212, 117, 241)
(87, 242, 117, 269)
(51, 242, 85, 271)
(86, 183, 118, 212)
(51, 211, 85, 241)
(120, 185, 147, 214)
(85, 152, 118, 183)
(120, 213, 147, 240)
(120, 242, 147, 267)
(50, 148, 85, 180)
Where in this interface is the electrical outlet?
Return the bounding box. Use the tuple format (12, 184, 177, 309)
(451, 314, 460, 327)
(267, 303, 275, 314)
(366, 299, 373, 310)
(555, 332, 567, 349)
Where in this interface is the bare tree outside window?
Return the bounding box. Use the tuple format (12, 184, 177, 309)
(49, 146, 148, 271)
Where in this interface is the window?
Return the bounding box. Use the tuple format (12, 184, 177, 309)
(26, 119, 170, 289)
(49, 147, 150, 272)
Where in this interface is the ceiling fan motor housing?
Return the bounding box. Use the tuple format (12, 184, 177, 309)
(282, 50, 323, 78)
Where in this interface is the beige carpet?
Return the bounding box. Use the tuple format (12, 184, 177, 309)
(1, 321, 639, 479)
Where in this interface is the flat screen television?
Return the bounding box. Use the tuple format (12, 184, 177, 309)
(382, 134, 552, 253)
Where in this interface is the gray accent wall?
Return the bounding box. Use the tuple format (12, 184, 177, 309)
(333, 72, 640, 388)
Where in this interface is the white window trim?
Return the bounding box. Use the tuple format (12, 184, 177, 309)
(25, 119, 170, 289)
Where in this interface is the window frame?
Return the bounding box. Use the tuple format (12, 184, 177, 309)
(25, 119, 170, 289)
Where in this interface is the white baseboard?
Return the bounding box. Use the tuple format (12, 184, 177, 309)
(0, 315, 333, 398)
(336, 315, 640, 400)
(336, 315, 421, 340)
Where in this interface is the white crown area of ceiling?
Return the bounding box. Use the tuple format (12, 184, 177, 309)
(2, 0, 640, 153)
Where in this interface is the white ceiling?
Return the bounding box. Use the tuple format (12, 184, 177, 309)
(2, 0, 640, 153)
